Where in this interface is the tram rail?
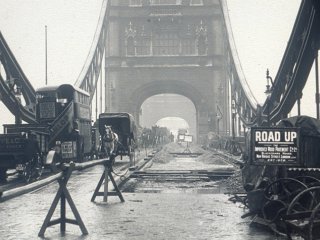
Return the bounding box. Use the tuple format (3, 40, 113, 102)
(130, 169, 234, 181)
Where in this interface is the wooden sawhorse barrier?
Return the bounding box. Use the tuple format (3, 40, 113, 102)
(91, 158, 125, 202)
(38, 159, 124, 237)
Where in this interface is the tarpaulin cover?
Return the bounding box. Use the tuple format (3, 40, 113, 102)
(277, 115, 320, 137)
(98, 112, 136, 139)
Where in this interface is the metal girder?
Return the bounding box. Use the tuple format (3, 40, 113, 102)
(222, 0, 320, 127)
(74, 0, 109, 104)
(266, 0, 320, 123)
(0, 31, 37, 123)
(0, 75, 36, 123)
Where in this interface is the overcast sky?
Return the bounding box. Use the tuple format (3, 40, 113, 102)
(0, 0, 308, 128)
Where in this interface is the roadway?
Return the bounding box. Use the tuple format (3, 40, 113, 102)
(0, 143, 282, 239)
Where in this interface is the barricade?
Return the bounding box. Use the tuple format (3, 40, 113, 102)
(39, 158, 124, 237)
(0, 157, 125, 237)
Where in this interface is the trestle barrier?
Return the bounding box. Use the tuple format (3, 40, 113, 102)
(39, 158, 124, 237)
(0, 158, 125, 237)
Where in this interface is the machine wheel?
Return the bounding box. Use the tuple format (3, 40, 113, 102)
(296, 176, 320, 187)
(264, 178, 308, 202)
(308, 201, 320, 240)
(287, 186, 320, 216)
(22, 153, 43, 183)
(285, 186, 320, 240)
(262, 199, 287, 223)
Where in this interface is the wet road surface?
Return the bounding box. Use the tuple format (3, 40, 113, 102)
(0, 144, 287, 239)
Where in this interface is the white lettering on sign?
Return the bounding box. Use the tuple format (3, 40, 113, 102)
(285, 131, 297, 142)
(252, 128, 299, 166)
(255, 130, 297, 143)
(255, 131, 281, 142)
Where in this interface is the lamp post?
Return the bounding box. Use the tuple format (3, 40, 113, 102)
(231, 100, 236, 140)
(216, 113, 222, 136)
(45, 25, 48, 86)
(265, 69, 273, 126)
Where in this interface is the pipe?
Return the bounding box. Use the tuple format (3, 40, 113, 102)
(0, 172, 63, 202)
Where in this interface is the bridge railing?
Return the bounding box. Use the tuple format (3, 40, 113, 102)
(220, 0, 259, 127)
(74, 0, 109, 104)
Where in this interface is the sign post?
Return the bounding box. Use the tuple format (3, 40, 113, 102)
(183, 135, 193, 154)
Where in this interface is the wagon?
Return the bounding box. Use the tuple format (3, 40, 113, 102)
(98, 113, 137, 163)
(0, 125, 49, 182)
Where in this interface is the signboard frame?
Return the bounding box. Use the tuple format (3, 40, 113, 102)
(178, 134, 185, 141)
(61, 141, 77, 159)
(184, 135, 193, 143)
(250, 127, 301, 166)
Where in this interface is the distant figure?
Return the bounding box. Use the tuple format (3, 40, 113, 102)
(169, 132, 174, 142)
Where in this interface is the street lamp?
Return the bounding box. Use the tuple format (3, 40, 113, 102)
(265, 69, 273, 126)
(265, 69, 273, 96)
(216, 113, 222, 136)
(231, 99, 236, 140)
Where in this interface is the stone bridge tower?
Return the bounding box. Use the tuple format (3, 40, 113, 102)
(105, 0, 229, 141)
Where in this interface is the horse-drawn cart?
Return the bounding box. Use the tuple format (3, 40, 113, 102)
(98, 113, 137, 164)
(0, 124, 49, 182)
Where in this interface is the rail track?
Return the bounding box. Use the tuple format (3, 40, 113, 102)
(130, 169, 234, 181)
(210, 149, 243, 167)
(121, 147, 237, 196)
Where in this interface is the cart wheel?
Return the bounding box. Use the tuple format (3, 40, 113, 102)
(296, 176, 320, 187)
(262, 199, 287, 223)
(308, 201, 320, 240)
(264, 178, 308, 202)
(285, 186, 320, 240)
(23, 153, 43, 183)
(22, 161, 32, 183)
